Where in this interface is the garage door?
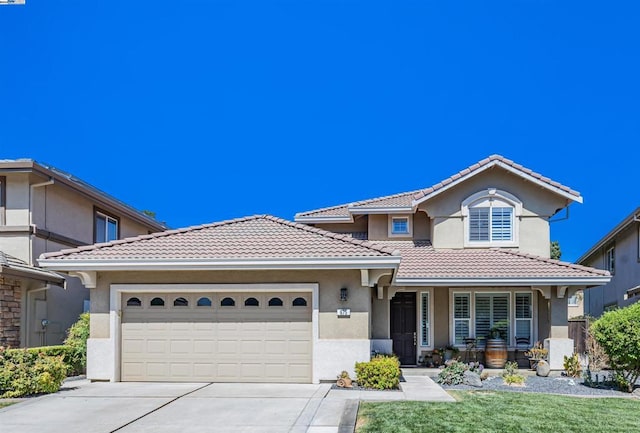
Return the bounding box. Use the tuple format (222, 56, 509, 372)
(121, 292, 312, 383)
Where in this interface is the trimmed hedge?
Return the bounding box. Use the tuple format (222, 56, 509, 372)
(0, 347, 68, 398)
(355, 355, 401, 390)
(64, 312, 90, 375)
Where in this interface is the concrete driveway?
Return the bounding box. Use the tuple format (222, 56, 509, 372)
(0, 381, 349, 433)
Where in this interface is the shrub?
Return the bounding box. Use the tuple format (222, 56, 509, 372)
(0, 347, 68, 398)
(64, 312, 90, 375)
(355, 355, 401, 390)
(591, 302, 640, 392)
(563, 353, 582, 378)
(436, 360, 485, 385)
(585, 329, 609, 372)
(502, 361, 526, 386)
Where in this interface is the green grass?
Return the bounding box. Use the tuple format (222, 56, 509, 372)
(357, 391, 640, 433)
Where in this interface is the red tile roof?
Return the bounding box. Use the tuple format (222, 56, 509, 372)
(40, 215, 397, 260)
(295, 155, 581, 220)
(370, 241, 609, 280)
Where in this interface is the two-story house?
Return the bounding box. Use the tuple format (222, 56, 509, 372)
(38, 155, 609, 383)
(0, 159, 166, 348)
(577, 206, 640, 316)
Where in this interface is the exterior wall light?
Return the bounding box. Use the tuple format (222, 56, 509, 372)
(340, 287, 348, 302)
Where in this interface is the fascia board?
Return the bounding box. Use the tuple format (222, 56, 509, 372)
(394, 276, 612, 287)
(39, 256, 401, 271)
(348, 206, 414, 214)
(411, 161, 583, 207)
(294, 215, 353, 223)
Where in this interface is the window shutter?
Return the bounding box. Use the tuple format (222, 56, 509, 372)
(469, 208, 489, 241)
(454, 294, 470, 344)
(475, 295, 491, 340)
(421, 293, 429, 346)
(515, 293, 532, 342)
(491, 207, 513, 241)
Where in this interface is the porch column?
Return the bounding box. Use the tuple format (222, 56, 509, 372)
(544, 286, 574, 369)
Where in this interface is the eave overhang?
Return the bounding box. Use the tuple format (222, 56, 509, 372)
(39, 256, 402, 272)
(394, 276, 611, 287)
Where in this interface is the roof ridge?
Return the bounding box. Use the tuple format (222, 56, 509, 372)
(493, 248, 610, 276)
(41, 215, 398, 259)
(261, 215, 397, 255)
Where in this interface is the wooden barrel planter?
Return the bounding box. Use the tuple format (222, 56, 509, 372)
(484, 339, 507, 368)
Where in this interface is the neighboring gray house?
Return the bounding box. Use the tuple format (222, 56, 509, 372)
(39, 155, 610, 383)
(578, 206, 640, 316)
(0, 159, 166, 347)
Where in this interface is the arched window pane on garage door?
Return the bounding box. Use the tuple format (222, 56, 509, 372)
(173, 297, 189, 307)
(244, 297, 259, 307)
(197, 297, 212, 307)
(292, 297, 307, 307)
(268, 297, 283, 307)
(126, 297, 141, 307)
(220, 297, 235, 307)
(150, 297, 165, 307)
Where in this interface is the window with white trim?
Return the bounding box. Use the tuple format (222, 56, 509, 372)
(462, 189, 521, 247)
(453, 293, 471, 345)
(95, 210, 119, 243)
(475, 293, 509, 344)
(514, 293, 532, 343)
(388, 215, 412, 237)
(605, 246, 615, 274)
(421, 292, 430, 346)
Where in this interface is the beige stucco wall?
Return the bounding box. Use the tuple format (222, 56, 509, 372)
(314, 215, 368, 234)
(4, 174, 30, 226)
(418, 169, 568, 257)
(89, 269, 372, 340)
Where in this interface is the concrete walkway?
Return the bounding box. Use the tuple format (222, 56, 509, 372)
(0, 375, 453, 433)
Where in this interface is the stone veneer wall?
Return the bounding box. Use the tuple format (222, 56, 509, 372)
(0, 276, 21, 348)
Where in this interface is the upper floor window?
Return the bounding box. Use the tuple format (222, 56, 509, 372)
(605, 245, 615, 274)
(462, 189, 522, 247)
(95, 210, 119, 243)
(388, 215, 412, 237)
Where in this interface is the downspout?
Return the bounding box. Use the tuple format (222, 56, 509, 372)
(28, 179, 54, 266)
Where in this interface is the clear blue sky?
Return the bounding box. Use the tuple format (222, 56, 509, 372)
(1, 1, 638, 262)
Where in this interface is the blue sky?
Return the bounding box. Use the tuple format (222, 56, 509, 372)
(1, 1, 638, 262)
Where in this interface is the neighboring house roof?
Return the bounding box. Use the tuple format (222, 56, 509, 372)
(369, 241, 610, 286)
(576, 206, 640, 264)
(0, 159, 166, 232)
(39, 215, 401, 271)
(295, 154, 583, 222)
(0, 251, 65, 286)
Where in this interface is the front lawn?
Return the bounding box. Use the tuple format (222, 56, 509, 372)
(357, 391, 640, 433)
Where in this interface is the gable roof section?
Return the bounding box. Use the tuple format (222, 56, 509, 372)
(39, 215, 401, 271)
(0, 251, 65, 286)
(370, 241, 610, 286)
(295, 155, 582, 222)
(0, 159, 166, 232)
(577, 206, 640, 265)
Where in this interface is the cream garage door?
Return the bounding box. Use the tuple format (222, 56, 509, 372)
(121, 292, 312, 383)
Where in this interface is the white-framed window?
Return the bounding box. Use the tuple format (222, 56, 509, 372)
(451, 290, 535, 347)
(567, 294, 579, 307)
(605, 245, 615, 274)
(475, 293, 509, 345)
(453, 293, 471, 345)
(388, 215, 412, 237)
(420, 292, 431, 346)
(95, 210, 119, 243)
(462, 189, 521, 247)
(514, 293, 532, 343)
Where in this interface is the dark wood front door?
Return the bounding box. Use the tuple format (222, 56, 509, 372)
(390, 292, 417, 365)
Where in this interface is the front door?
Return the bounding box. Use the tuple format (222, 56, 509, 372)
(390, 292, 417, 365)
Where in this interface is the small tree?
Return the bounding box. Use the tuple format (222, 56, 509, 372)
(590, 302, 640, 392)
(550, 240, 561, 260)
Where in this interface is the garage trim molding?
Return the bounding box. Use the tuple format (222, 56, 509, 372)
(109, 283, 319, 383)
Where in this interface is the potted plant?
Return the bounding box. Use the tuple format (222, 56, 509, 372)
(442, 345, 460, 361)
(524, 341, 548, 370)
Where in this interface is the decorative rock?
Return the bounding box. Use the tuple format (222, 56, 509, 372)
(536, 360, 551, 377)
(463, 370, 483, 387)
